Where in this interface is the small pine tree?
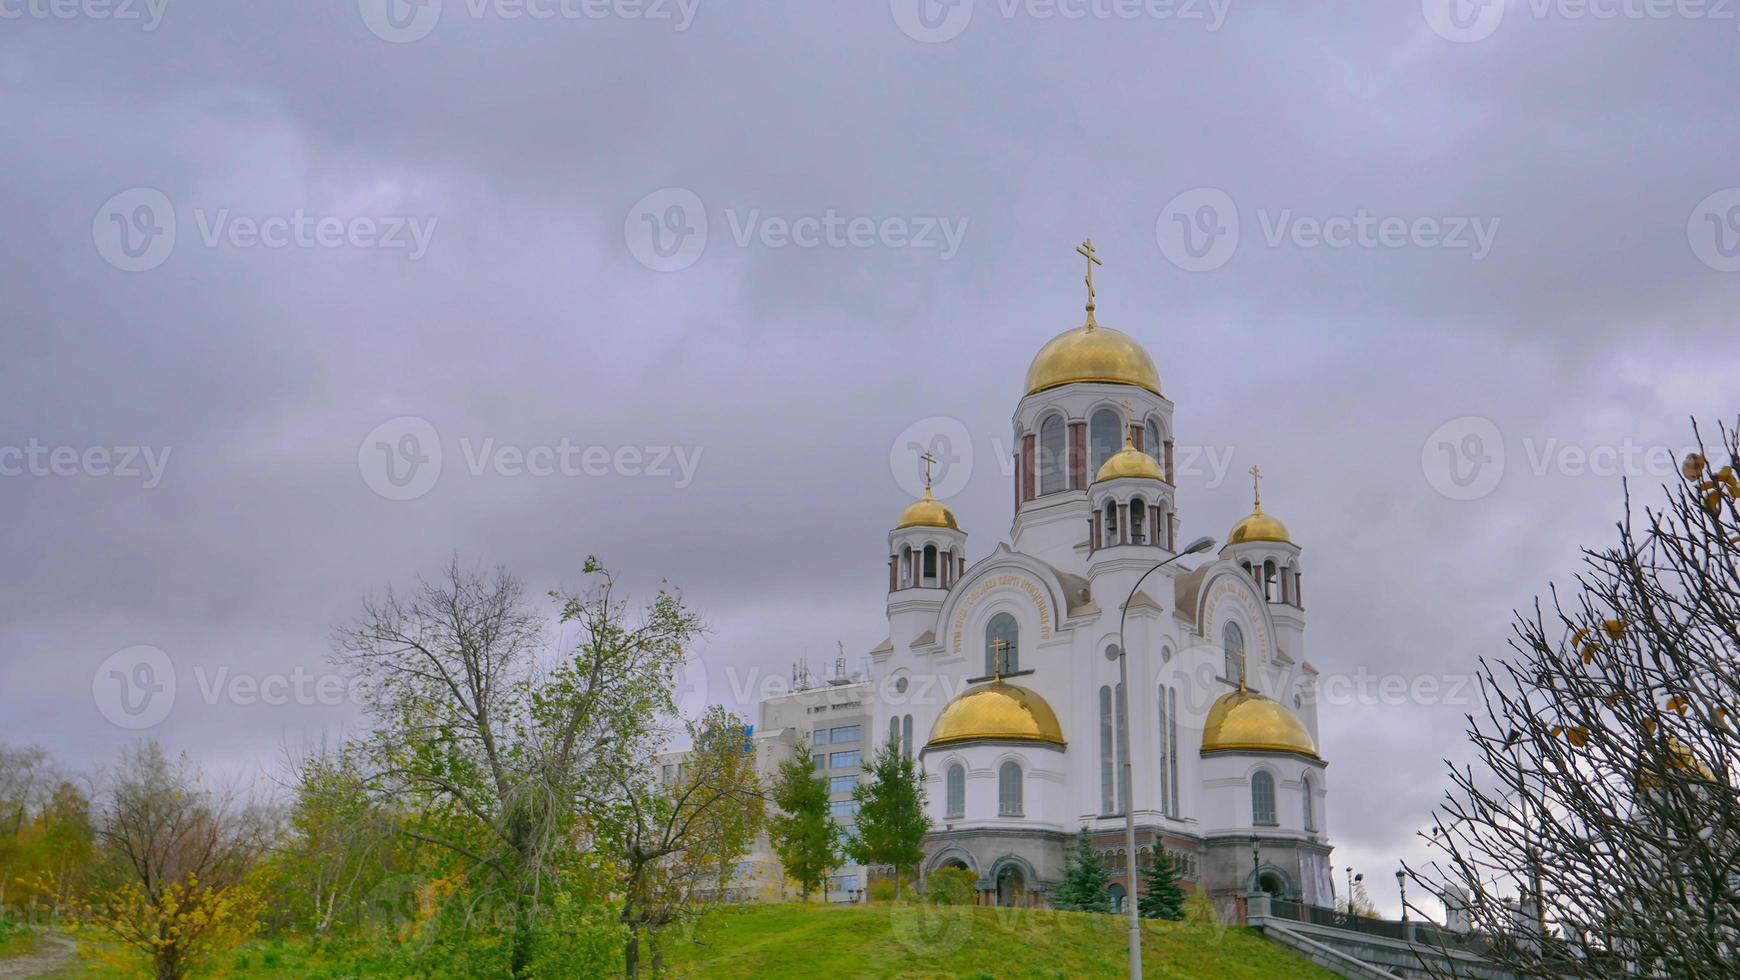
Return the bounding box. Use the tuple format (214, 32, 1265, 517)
(847, 736, 930, 900)
(767, 740, 840, 901)
(1050, 826, 1113, 913)
(1136, 848, 1186, 920)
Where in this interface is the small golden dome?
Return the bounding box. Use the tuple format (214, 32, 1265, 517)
(1636, 737, 1716, 790)
(1096, 445, 1165, 483)
(1025, 323, 1161, 397)
(927, 681, 1066, 748)
(1228, 507, 1291, 545)
(1201, 689, 1318, 758)
(896, 487, 959, 530)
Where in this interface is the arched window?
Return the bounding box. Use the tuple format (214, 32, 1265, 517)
(998, 761, 1023, 816)
(1108, 882, 1127, 914)
(946, 764, 965, 819)
(985, 613, 1018, 677)
(1038, 413, 1066, 496)
(922, 545, 938, 583)
(902, 715, 914, 760)
(1104, 500, 1119, 545)
(1223, 622, 1245, 684)
(1263, 559, 1278, 602)
(1302, 773, 1315, 831)
(888, 716, 900, 749)
(1252, 770, 1276, 825)
(900, 546, 913, 588)
(1090, 408, 1121, 474)
(1099, 685, 1116, 814)
(1144, 418, 1163, 468)
(1130, 498, 1146, 545)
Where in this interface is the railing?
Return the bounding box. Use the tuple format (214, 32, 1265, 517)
(1265, 900, 1492, 956)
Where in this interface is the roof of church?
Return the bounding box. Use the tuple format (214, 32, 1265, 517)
(1172, 565, 1210, 627)
(927, 680, 1067, 749)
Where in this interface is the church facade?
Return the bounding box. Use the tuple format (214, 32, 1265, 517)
(868, 247, 1335, 914)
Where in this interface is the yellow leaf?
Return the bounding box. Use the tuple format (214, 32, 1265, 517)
(1602, 619, 1626, 640)
(1683, 453, 1707, 480)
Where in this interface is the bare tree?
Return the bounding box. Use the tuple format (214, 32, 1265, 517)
(1412, 421, 1740, 978)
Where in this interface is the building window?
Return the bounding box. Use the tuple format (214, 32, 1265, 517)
(1108, 882, 1127, 914)
(814, 728, 831, 746)
(1145, 418, 1162, 468)
(1115, 681, 1128, 812)
(985, 613, 1018, 676)
(829, 775, 859, 795)
(1168, 686, 1180, 813)
(902, 715, 914, 760)
(1302, 773, 1316, 831)
(888, 716, 900, 750)
(1130, 498, 1146, 544)
(998, 761, 1024, 816)
(1038, 413, 1066, 496)
(661, 764, 674, 786)
(946, 763, 965, 819)
(1099, 685, 1116, 814)
(1223, 621, 1245, 684)
(923, 545, 938, 582)
(830, 725, 859, 744)
(1252, 770, 1276, 826)
(1090, 408, 1121, 474)
(830, 799, 860, 819)
(829, 751, 860, 770)
(1103, 500, 1118, 545)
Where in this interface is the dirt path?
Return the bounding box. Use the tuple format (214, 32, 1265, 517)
(0, 933, 78, 978)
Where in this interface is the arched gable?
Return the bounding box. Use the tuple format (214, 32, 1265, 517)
(935, 545, 1070, 659)
(1190, 562, 1274, 665)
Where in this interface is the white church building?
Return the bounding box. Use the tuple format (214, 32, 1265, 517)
(866, 244, 1336, 914)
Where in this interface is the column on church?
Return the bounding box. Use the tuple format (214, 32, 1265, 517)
(1021, 433, 1036, 503)
(1068, 421, 1087, 489)
(1164, 440, 1174, 485)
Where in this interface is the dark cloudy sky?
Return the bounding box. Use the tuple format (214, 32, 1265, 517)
(5, 0, 1740, 916)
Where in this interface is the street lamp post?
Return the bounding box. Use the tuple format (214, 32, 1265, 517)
(1117, 534, 1216, 980)
(1396, 869, 1408, 923)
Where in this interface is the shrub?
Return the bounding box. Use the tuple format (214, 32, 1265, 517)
(869, 877, 897, 903)
(924, 867, 977, 906)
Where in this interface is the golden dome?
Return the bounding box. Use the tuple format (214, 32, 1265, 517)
(927, 681, 1066, 748)
(1096, 445, 1165, 483)
(1201, 689, 1318, 758)
(1636, 737, 1716, 790)
(1025, 323, 1161, 397)
(1228, 507, 1291, 545)
(896, 487, 959, 530)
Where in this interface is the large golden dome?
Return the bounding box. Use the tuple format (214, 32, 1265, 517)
(927, 681, 1066, 748)
(896, 487, 959, 530)
(1201, 689, 1318, 758)
(1025, 323, 1161, 396)
(1227, 506, 1291, 545)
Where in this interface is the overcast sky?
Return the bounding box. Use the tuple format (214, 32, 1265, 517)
(5, 0, 1740, 918)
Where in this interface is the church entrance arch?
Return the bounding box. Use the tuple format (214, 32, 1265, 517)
(996, 865, 1026, 907)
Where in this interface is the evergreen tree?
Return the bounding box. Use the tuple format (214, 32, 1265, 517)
(1136, 847, 1186, 920)
(846, 736, 929, 899)
(1051, 826, 1113, 913)
(767, 740, 840, 901)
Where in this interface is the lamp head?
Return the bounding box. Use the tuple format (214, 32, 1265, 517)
(1184, 535, 1216, 555)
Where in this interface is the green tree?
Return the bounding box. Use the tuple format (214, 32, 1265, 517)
(847, 736, 929, 900)
(767, 740, 839, 901)
(1137, 847, 1185, 920)
(1051, 827, 1112, 913)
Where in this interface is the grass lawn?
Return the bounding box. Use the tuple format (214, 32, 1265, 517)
(7, 903, 1340, 978)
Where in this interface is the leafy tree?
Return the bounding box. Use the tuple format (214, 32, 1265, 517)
(73, 741, 269, 980)
(334, 556, 702, 978)
(767, 740, 839, 901)
(1137, 847, 1185, 920)
(603, 706, 764, 977)
(1051, 826, 1112, 913)
(847, 736, 929, 900)
(1414, 422, 1740, 978)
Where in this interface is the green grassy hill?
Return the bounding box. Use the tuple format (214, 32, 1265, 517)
(661, 902, 1339, 979)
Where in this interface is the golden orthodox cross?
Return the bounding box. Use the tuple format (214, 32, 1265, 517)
(1077, 238, 1103, 325)
(991, 639, 1010, 683)
(919, 450, 938, 490)
(1250, 464, 1264, 510)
